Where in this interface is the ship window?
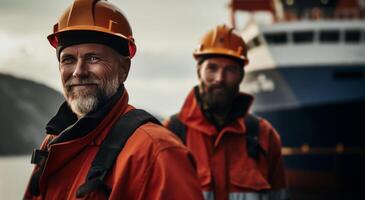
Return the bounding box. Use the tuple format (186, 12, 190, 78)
(345, 30, 361, 43)
(264, 32, 288, 44)
(253, 37, 261, 47)
(293, 31, 314, 43)
(319, 30, 340, 43)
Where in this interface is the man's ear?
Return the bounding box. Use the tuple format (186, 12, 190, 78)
(197, 64, 201, 79)
(119, 58, 131, 84)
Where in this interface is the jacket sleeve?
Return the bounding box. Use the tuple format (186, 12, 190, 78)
(262, 120, 290, 200)
(137, 147, 204, 200)
(267, 126, 288, 190)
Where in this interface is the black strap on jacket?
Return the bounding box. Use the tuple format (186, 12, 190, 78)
(29, 138, 53, 196)
(167, 113, 265, 160)
(28, 149, 48, 196)
(244, 113, 266, 160)
(167, 114, 187, 144)
(75, 109, 160, 198)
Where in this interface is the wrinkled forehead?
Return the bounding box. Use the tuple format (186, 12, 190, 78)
(60, 43, 119, 58)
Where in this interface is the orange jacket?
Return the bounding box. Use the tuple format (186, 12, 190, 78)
(164, 88, 288, 200)
(24, 89, 204, 200)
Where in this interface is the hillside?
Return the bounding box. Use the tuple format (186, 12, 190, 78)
(0, 74, 63, 155)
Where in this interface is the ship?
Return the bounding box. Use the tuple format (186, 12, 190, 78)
(230, 0, 365, 199)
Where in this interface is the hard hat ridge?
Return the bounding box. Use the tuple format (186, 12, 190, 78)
(193, 24, 249, 66)
(48, 0, 136, 58)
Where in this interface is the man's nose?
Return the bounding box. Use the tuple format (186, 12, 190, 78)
(213, 70, 224, 83)
(73, 59, 89, 78)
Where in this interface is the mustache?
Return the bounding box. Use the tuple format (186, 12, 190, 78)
(65, 77, 100, 87)
(209, 84, 226, 91)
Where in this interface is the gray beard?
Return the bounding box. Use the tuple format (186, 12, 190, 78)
(68, 90, 102, 118)
(64, 76, 120, 118)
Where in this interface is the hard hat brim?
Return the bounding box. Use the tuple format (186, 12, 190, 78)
(193, 48, 249, 65)
(47, 26, 136, 58)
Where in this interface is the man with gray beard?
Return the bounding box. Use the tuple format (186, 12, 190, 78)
(23, 0, 204, 199)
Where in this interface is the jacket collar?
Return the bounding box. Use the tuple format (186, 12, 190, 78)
(178, 86, 254, 136)
(45, 86, 126, 144)
(37, 87, 130, 191)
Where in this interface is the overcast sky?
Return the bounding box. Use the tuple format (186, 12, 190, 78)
(0, 0, 251, 117)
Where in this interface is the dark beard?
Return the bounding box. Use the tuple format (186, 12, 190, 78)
(200, 82, 239, 115)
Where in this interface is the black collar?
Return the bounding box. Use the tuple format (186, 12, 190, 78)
(45, 86, 125, 144)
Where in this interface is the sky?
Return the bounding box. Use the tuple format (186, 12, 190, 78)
(0, 0, 251, 117)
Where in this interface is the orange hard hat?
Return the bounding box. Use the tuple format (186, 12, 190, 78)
(47, 0, 136, 58)
(193, 24, 249, 65)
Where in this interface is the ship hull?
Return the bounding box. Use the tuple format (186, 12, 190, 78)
(242, 65, 365, 199)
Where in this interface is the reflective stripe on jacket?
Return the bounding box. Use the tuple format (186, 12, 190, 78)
(204, 189, 290, 200)
(164, 88, 288, 200)
(24, 89, 204, 200)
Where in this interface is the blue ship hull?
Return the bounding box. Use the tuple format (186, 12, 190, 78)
(243, 65, 365, 199)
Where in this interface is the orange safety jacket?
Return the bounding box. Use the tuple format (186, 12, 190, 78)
(24, 87, 204, 200)
(164, 87, 289, 200)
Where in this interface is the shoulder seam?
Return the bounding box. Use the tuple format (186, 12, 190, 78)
(133, 124, 186, 199)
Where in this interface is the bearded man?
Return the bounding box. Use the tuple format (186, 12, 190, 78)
(23, 1, 204, 199)
(164, 25, 289, 200)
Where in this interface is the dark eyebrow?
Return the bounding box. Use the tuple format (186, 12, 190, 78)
(83, 52, 104, 58)
(84, 52, 98, 56)
(225, 64, 240, 69)
(60, 52, 104, 60)
(206, 63, 218, 67)
(60, 53, 75, 60)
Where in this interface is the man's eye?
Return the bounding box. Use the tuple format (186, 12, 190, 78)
(87, 56, 100, 63)
(206, 65, 217, 72)
(61, 57, 75, 64)
(226, 67, 237, 73)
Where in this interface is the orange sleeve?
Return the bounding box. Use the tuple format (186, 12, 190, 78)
(267, 126, 288, 189)
(138, 147, 204, 200)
